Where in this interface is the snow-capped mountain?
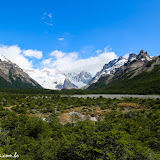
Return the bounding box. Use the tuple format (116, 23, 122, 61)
(66, 71, 92, 88)
(87, 56, 128, 86)
(87, 49, 153, 89)
(87, 50, 157, 94)
(25, 69, 92, 90)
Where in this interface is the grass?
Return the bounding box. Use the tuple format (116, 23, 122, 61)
(117, 103, 147, 109)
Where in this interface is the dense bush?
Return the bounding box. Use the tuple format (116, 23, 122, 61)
(0, 93, 159, 159)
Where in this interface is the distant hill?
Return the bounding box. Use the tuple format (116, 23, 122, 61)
(87, 50, 160, 94)
(0, 55, 42, 89)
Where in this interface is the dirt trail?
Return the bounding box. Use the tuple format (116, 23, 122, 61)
(3, 106, 16, 111)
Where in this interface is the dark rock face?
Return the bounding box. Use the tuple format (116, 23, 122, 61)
(103, 59, 117, 70)
(63, 79, 78, 89)
(136, 49, 151, 61)
(0, 55, 42, 89)
(55, 78, 78, 89)
(128, 53, 137, 62)
(109, 50, 152, 81)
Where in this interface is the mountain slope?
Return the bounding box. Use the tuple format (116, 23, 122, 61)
(87, 50, 160, 94)
(0, 55, 42, 89)
(87, 56, 127, 86)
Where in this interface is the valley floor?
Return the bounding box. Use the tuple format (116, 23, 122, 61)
(71, 94, 160, 99)
(0, 93, 160, 159)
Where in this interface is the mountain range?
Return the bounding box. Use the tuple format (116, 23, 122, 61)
(87, 50, 160, 94)
(0, 54, 93, 90)
(0, 49, 159, 94)
(25, 69, 92, 89)
(87, 50, 151, 87)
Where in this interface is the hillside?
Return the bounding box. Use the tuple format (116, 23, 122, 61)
(88, 55, 160, 94)
(0, 55, 42, 89)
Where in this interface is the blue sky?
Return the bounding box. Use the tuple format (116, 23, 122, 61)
(0, 0, 160, 74)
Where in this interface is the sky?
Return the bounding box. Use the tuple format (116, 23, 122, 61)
(0, 0, 160, 76)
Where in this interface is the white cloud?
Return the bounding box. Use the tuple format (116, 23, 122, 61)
(58, 38, 64, 41)
(47, 13, 52, 19)
(96, 49, 102, 55)
(0, 45, 118, 77)
(23, 49, 43, 59)
(50, 50, 65, 59)
(123, 53, 130, 59)
(42, 58, 52, 65)
(42, 12, 53, 26)
(44, 22, 53, 26)
(44, 47, 117, 76)
(0, 45, 33, 69)
(42, 12, 47, 19)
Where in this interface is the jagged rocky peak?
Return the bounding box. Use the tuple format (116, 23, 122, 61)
(137, 49, 151, 61)
(128, 50, 152, 63)
(87, 49, 156, 89)
(78, 71, 92, 83)
(139, 49, 147, 55)
(55, 78, 78, 89)
(128, 53, 137, 62)
(118, 56, 125, 61)
(63, 78, 78, 89)
(66, 71, 92, 86)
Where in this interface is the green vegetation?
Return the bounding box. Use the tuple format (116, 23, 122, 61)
(0, 92, 160, 159)
(0, 76, 14, 89)
(9, 70, 42, 89)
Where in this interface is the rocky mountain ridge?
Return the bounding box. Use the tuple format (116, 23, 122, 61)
(87, 50, 160, 94)
(87, 49, 153, 87)
(0, 55, 42, 89)
(86, 56, 128, 87)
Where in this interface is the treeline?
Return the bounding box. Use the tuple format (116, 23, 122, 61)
(0, 87, 160, 95)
